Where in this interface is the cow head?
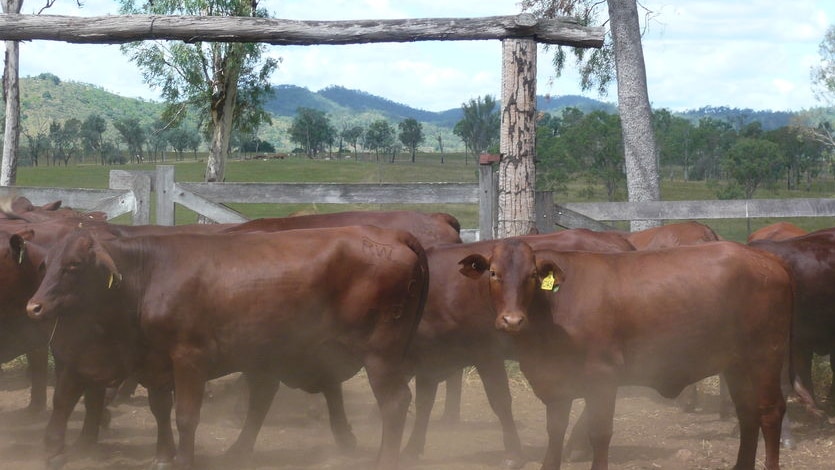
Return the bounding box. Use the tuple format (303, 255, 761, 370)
(0, 229, 44, 320)
(26, 229, 121, 321)
(459, 238, 563, 333)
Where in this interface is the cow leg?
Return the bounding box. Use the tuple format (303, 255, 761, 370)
(583, 384, 617, 470)
(226, 372, 280, 457)
(402, 373, 440, 460)
(475, 359, 525, 468)
(779, 360, 795, 450)
(440, 369, 463, 424)
(793, 345, 817, 407)
(828, 351, 835, 406)
(364, 354, 411, 470)
(321, 379, 358, 451)
(719, 374, 733, 420)
(677, 383, 698, 413)
(44, 366, 85, 469)
(147, 387, 176, 469)
(171, 360, 208, 469)
(724, 366, 785, 470)
(563, 405, 591, 462)
(77, 385, 107, 447)
(541, 398, 572, 469)
(26, 347, 49, 412)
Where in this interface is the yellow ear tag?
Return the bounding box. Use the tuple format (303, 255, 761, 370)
(108, 273, 121, 289)
(541, 272, 556, 291)
(17, 244, 25, 265)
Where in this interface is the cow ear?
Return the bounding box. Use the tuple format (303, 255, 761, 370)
(536, 258, 564, 291)
(10, 229, 33, 265)
(458, 254, 490, 279)
(91, 238, 122, 289)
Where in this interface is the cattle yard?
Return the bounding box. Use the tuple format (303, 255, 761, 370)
(2, 372, 835, 469)
(0, 197, 835, 469)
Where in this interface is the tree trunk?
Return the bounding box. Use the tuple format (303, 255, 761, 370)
(497, 38, 537, 238)
(1, 0, 22, 187)
(199, 49, 240, 224)
(608, 0, 661, 231)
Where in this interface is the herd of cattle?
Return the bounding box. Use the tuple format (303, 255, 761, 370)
(0, 196, 834, 470)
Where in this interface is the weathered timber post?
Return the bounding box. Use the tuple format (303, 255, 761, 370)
(478, 162, 498, 240)
(155, 165, 176, 225)
(1, 0, 22, 186)
(497, 36, 537, 238)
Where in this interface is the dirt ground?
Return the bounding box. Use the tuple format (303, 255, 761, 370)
(2, 366, 835, 470)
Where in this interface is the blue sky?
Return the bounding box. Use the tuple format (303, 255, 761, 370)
(14, 0, 835, 112)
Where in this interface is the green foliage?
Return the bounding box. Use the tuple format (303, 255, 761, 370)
(398, 118, 425, 163)
(118, 0, 279, 181)
(365, 120, 396, 160)
(288, 107, 337, 158)
(113, 117, 147, 162)
(536, 108, 625, 201)
(721, 137, 784, 198)
(453, 95, 500, 155)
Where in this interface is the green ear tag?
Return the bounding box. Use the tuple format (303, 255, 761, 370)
(541, 272, 555, 291)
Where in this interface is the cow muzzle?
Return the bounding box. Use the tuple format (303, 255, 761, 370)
(496, 312, 526, 333)
(26, 300, 47, 320)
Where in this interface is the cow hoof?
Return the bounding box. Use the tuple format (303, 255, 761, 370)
(46, 454, 67, 470)
(148, 460, 174, 470)
(334, 431, 357, 452)
(564, 447, 592, 463)
(502, 456, 526, 469)
(99, 409, 112, 429)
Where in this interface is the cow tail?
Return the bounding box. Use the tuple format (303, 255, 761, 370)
(402, 232, 429, 360)
(785, 267, 825, 419)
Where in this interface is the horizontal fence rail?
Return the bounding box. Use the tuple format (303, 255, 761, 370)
(4, 167, 833, 240)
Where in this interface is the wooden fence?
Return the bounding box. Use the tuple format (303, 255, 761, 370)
(1, 165, 834, 239)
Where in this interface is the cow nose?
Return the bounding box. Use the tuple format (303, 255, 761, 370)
(26, 301, 44, 320)
(497, 313, 525, 332)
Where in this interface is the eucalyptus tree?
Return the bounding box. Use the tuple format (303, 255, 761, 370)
(721, 138, 784, 199)
(80, 114, 107, 164)
(341, 125, 364, 159)
(288, 107, 336, 158)
(119, 0, 278, 184)
(365, 119, 395, 161)
(453, 95, 500, 156)
(398, 118, 424, 163)
(522, 0, 660, 230)
(113, 117, 147, 163)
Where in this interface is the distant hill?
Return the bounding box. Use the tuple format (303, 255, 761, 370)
(264, 84, 618, 126)
(9, 75, 806, 152)
(678, 106, 795, 131)
(17, 73, 164, 138)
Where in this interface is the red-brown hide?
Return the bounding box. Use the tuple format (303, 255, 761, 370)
(459, 239, 797, 470)
(25, 226, 429, 470)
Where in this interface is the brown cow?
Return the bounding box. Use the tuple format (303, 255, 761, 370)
(619, 220, 720, 249)
(748, 221, 808, 242)
(25, 225, 428, 470)
(459, 238, 814, 470)
(3, 208, 459, 452)
(0, 230, 46, 410)
(402, 228, 634, 467)
(228, 210, 462, 246)
(749, 228, 835, 407)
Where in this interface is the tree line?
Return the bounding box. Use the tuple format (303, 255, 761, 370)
(17, 113, 202, 166)
(536, 107, 830, 201)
